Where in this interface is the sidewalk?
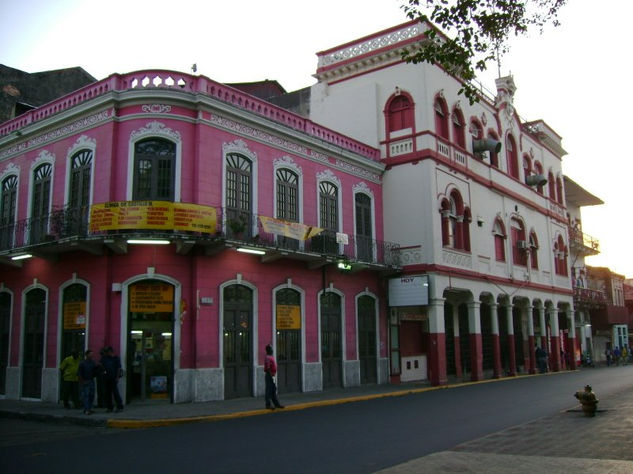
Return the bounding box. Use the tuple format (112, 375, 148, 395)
(2, 374, 633, 473)
(0, 380, 440, 428)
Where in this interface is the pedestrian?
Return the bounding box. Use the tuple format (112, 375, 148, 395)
(614, 347, 621, 366)
(621, 346, 628, 365)
(77, 349, 99, 415)
(59, 350, 81, 409)
(100, 346, 124, 412)
(264, 344, 284, 410)
(535, 345, 548, 373)
(605, 348, 612, 367)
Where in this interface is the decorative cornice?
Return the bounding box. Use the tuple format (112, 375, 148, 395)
(0, 110, 112, 161)
(32, 150, 55, 170)
(67, 135, 96, 157)
(318, 23, 425, 69)
(316, 169, 341, 187)
(130, 120, 181, 143)
(273, 155, 302, 175)
(142, 104, 172, 114)
(209, 113, 380, 183)
(352, 181, 373, 198)
(222, 139, 257, 162)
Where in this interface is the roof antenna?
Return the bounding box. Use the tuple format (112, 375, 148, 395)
(191, 63, 197, 74)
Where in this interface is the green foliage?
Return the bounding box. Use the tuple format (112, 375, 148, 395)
(401, 0, 566, 103)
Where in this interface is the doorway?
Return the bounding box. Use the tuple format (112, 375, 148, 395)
(276, 288, 302, 393)
(358, 295, 377, 384)
(320, 292, 342, 389)
(127, 281, 175, 402)
(223, 284, 253, 399)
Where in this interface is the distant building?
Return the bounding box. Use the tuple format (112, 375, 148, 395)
(586, 267, 631, 357)
(0, 65, 96, 123)
(564, 176, 603, 362)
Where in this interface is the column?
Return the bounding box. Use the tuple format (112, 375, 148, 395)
(567, 308, 577, 369)
(538, 306, 547, 351)
(506, 304, 517, 376)
(549, 307, 561, 371)
(490, 303, 502, 378)
(452, 304, 462, 379)
(427, 298, 447, 386)
(527, 306, 536, 374)
(468, 301, 483, 381)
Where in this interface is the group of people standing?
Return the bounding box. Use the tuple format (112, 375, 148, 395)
(605, 346, 630, 366)
(59, 346, 124, 415)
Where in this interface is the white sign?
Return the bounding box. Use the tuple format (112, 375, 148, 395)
(389, 275, 429, 306)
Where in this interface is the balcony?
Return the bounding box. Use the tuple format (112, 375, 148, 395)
(591, 304, 633, 327)
(573, 286, 607, 307)
(568, 226, 600, 256)
(1, 204, 401, 272)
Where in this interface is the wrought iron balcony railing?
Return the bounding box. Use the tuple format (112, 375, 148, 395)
(573, 286, 607, 305)
(1, 206, 401, 269)
(568, 226, 600, 255)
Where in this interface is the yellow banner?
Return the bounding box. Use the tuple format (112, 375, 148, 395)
(259, 216, 323, 241)
(89, 201, 216, 233)
(63, 301, 86, 330)
(130, 282, 174, 313)
(276, 304, 301, 330)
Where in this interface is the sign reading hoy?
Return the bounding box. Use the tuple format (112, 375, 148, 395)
(388, 275, 429, 306)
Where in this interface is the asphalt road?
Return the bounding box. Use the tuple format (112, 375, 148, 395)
(2, 367, 632, 474)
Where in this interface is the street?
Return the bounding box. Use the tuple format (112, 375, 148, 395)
(2, 366, 632, 474)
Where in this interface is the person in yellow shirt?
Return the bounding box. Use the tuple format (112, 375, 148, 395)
(59, 350, 81, 409)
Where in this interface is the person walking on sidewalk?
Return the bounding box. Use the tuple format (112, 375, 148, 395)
(264, 344, 284, 410)
(77, 349, 99, 415)
(59, 350, 81, 409)
(100, 346, 124, 412)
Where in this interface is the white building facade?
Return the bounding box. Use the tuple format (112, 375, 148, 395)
(309, 20, 576, 384)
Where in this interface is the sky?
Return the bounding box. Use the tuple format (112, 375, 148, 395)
(1, 0, 631, 277)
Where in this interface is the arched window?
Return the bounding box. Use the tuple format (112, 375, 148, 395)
(469, 118, 483, 140)
(31, 163, 52, 244)
(276, 168, 298, 222)
(355, 193, 374, 262)
(522, 154, 531, 184)
(533, 162, 544, 195)
(387, 95, 413, 133)
(226, 152, 253, 238)
(317, 181, 339, 254)
(510, 217, 527, 266)
(434, 96, 450, 140)
(440, 190, 469, 252)
(133, 138, 176, 201)
(493, 217, 506, 262)
(452, 107, 466, 149)
(68, 149, 93, 235)
(548, 171, 556, 200)
(488, 131, 500, 168)
(554, 235, 568, 276)
(556, 176, 564, 205)
(0, 175, 17, 249)
(506, 134, 519, 179)
(529, 231, 539, 270)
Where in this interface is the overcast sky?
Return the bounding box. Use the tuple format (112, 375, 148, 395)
(1, 0, 631, 277)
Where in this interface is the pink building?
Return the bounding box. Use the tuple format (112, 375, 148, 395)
(0, 71, 399, 403)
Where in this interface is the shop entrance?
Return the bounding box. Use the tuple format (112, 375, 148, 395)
(22, 288, 45, 398)
(276, 288, 302, 393)
(127, 281, 174, 402)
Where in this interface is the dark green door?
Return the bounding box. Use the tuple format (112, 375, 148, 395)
(224, 285, 252, 399)
(276, 288, 301, 393)
(321, 292, 342, 388)
(358, 295, 377, 384)
(23, 288, 45, 398)
(0, 292, 10, 394)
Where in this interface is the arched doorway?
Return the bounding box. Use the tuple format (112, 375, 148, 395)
(0, 292, 12, 394)
(22, 288, 46, 398)
(275, 288, 302, 393)
(127, 280, 175, 402)
(320, 292, 342, 388)
(358, 295, 377, 384)
(223, 284, 253, 399)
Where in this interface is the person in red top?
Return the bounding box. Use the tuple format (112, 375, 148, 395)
(264, 344, 284, 410)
